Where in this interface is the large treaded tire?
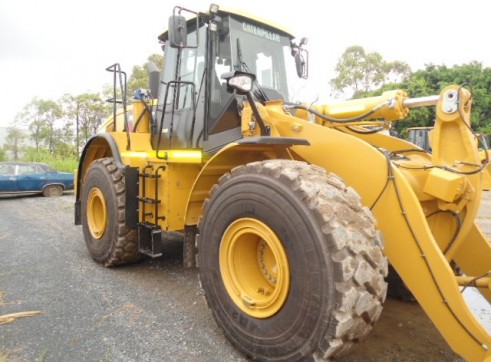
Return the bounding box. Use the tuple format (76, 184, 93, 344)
(81, 158, 141, 267)
(197, 160, 388, 361)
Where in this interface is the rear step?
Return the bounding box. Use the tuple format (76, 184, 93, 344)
(138, 222, 163, 258)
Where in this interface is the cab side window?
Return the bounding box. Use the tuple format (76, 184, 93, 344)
(160, 27, 206, 111)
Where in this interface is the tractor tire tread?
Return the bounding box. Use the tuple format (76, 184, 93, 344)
(198, 159, 387, 361)
(86, 158, 141, 267)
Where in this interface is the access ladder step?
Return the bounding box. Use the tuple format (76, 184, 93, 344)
(138, 222, 163, 258)
(138, 197, 161, 205)
(140, 173, 161, 179)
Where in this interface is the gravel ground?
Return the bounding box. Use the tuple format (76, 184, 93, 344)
(0, 192, 244, 362)
(0, 191, 489, 361)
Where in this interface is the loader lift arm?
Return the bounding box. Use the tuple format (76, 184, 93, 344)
(257, 83, 491, 361)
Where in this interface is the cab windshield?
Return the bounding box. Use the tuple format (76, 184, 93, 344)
(215, 15, 295, 102)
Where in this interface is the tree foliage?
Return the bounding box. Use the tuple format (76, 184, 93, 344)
(61, 93, 106, 154)
(22, 146, 78, 172)
(17, 98, 65, 152)
(330, 46, 411, 98)
(0, 147, 6, 162)
(331, 46, 491, 135)
(373, 62, 491, 135)
(1, 53, 163, 164)
(4, 126, 27, 160)
(127, 53, 164, 98)
(404, 62, 491, 133)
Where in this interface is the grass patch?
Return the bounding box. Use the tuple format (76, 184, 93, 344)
(48, 158, 79, 173)
(37, 348, 48, 362)
(0, 351, 9, 362)
(21, 148, 78, 173)
(99, 348, 112, 362)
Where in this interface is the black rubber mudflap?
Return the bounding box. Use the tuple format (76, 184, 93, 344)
(125, 166, 139, 229)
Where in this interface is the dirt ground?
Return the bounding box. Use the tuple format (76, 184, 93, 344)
(0, 191, 489, 361)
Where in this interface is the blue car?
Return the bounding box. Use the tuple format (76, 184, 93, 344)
(0, 162, 74, 197)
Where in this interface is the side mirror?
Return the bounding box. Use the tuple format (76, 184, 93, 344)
(295, 50, 308, 80)
(168, 15, 187, 48)
(147, 62, 160, 99)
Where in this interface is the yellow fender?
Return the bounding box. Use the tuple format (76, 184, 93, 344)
(184, 141, 296, 226)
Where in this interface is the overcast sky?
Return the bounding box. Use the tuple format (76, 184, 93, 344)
(1, 0, 490, 128)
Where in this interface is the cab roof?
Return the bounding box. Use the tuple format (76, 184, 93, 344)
(158, 6, 294, 42)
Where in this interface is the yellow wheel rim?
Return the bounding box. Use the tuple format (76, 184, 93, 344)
(219, 218, 290, 318)
(87, 188, 107, 240)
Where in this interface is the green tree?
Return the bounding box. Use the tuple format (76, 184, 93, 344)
(127, 53, 164, 97)
(148, 53, 164, 71)
(373, 62, 491, 135)
(338, 58, 491, 136)
(61, 93, 106, 154)
(406, 62, 491, 133)
(4, 126, 27, 160)
(18, 98, 63, 152)
(17, 98, 42, 150)
(330, 45, 411, 98)
(38, 99, 63, 152)
(101, 54, 164, 118)
(0, 146, 6, 161)
(127, 64, 148, 97)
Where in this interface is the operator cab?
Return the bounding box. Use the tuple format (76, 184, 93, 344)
(153, 5, 307, 154)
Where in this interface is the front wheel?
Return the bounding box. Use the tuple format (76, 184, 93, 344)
(198, 160, 388, 361)
(81, 158, 140, 267)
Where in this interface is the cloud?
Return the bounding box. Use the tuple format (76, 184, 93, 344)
(1, 0, 491, 127)
(0, 5, 43, 60)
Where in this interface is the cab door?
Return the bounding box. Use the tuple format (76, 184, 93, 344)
(153, 25, 206, 151)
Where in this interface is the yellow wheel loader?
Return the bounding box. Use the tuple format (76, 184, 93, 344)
(74, 5, 491, 361)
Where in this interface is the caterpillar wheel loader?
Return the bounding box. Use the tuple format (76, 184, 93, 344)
(74, 4, 491, 361)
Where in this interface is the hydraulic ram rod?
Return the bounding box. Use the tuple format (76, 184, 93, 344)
(403, 95, 439, 109)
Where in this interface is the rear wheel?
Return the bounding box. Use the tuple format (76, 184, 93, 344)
(43, 184, 63, 197)
(198, 160, 388, 361)
(81, 158, 140, 267)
